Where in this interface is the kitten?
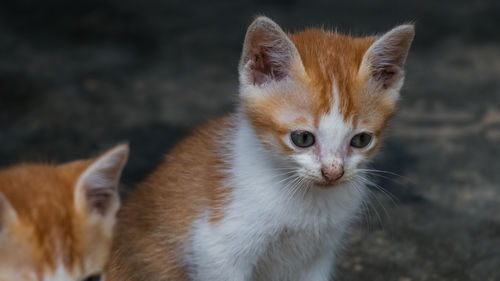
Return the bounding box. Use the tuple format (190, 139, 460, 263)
(109, 17, 414, 281)
(0, 144, 129, 281)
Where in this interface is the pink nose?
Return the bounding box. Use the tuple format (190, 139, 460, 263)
(321, 163, 344, 182)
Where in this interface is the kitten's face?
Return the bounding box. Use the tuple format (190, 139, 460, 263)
(0, 145, 128, 281)
(239, 17, 414, 187)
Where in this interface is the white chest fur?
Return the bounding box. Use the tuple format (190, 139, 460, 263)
(186, 119, 367, 281)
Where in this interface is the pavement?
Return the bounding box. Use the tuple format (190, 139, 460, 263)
(1, 0, 499, 280)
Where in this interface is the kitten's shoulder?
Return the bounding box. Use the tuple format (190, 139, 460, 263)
(121, 113, 235, 215)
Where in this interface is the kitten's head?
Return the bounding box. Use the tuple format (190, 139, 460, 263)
(239, 17, 414, 187)
(0, 144, 129, 281)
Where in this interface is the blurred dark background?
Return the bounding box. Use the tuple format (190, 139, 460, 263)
(1, 0, 500, 280)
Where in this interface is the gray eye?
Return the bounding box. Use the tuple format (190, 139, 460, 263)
(291, 131, 315, 148)
(350, 133, 373, 148)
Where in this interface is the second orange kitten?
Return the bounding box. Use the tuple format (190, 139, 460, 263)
(0, 144, 129, 281)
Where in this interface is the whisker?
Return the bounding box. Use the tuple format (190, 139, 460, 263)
(355, 174, 399, 205)
(352, 184, 374, 230)
(357, 168, 416, 186)
(276, 173, 299, 185)
(357, 171, 400, 182)
(272, 167, 301, 172)
(355, 175, 395, 230)
(359, 186, 384, 229)
(368, 189, 393, 230)
(356, 168, 402, 177)
(283, 176, 301, 202)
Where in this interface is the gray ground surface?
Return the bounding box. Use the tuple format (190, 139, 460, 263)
(1, 0, 499, 280)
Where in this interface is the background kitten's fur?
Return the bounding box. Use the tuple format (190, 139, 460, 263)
(0, 144, 129, 281)
(109, 16, 413, 281)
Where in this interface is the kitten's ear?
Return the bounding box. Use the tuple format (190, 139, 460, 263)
(360, 24, 415, 91)
(74, 144, 129, 218)
(239, 16, 303, 86)
(0, 192, 17, 233)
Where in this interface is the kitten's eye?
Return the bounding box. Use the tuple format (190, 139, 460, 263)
(350, 133, 373, 148)
(290, 131, 315, 148)
(82, 274, 101, 281)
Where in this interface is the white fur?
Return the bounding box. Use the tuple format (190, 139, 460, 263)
(44, 262, 76, 281)
(185, 105, 368, 281)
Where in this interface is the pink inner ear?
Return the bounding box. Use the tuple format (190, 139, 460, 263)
(241, 17, 298, 86)
(86, 185, 115, 216)
(76, 144, 128, 216)
(373, 65, 401, 89)
(251, 46, 288, 85)
(363, 25, 414, 90)
(0, 194, 15, 230)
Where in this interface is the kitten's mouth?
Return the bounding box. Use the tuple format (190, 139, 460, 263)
(310, 174, 349, 188)
(313, 179, 343, 188)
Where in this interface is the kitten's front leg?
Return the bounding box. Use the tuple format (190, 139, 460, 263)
(191, 260, 252, 281)
(188, 221, 262, 281)
(189, 248, 254, 281)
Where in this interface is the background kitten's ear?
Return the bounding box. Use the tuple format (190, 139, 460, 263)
(74, 144, 129, 219)
(0, 192, 17, 233)
(239, 16, 303, 86)
(361, 24, 415, 91)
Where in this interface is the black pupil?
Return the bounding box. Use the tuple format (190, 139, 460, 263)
(291, 131, 315, 148)
(83, 275, 101, 281)
(351, 133, 372, 148)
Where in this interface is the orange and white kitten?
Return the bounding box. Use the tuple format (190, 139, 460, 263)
(109, 17, 414, 281)
(0, 144, 129, 281)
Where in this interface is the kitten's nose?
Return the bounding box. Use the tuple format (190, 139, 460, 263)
(321, 163, 344, 182)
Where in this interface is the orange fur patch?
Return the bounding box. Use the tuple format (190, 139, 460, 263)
(290, 29, 377, 120)
(108, 116, 234, 281)
(0, 150, 123, 279)
(0, 162, 90, 273)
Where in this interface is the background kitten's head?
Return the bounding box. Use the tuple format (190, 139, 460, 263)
(0, 144, 128, 281)
(239, 17, 414, 187)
